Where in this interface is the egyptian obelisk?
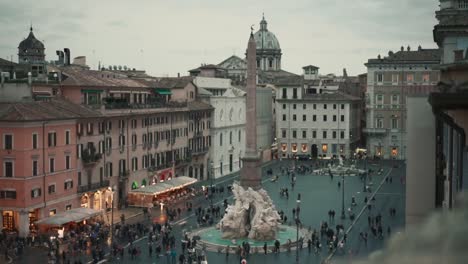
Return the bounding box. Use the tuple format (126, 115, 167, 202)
(240, 30, 262, 190)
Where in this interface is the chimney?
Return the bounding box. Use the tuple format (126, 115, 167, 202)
(407, 45, 411, 51)
(56, 50, 64, 65)
(64, 48, 71, 65)
(177, 72, 180, 77)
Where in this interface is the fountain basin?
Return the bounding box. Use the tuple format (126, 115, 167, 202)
(190, 225, 307, 253)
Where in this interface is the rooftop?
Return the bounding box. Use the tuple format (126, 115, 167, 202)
(60, 68, 148, 88)
(141, 76, 194, 89)
(366, 47, 441, 65)
(0, 98, 100, 121)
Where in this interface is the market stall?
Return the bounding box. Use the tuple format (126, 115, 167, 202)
(127, 176, 197, 207)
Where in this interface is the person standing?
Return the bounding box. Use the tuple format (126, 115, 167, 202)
(263, 242, 267, 255)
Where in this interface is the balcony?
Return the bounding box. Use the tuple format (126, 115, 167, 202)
(77, 179, 110, 193)
(189, 147, 209, 156)
(363, 128, 387, 135)
(82, 147, 102, 167)
(175, 157, 191, 168)
(119, 170, 130, 180)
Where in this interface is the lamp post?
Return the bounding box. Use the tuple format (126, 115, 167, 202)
(209, 160, 214, 209)
(362, 155, 368, 193)
(340, 172, 346, 219)
(295, 193, 301, 264)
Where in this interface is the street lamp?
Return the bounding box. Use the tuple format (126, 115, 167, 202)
(340, 172, 346, 220)
(209, 160, 214, 209)
(362, 155, 368, 193)
(295, 193, 301, 264)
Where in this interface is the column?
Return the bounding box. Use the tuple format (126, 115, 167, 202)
(18, 211, 29, 238)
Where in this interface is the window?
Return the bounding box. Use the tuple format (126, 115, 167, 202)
(324, 104, 327, 109)
(341, 104, 345, 110)
(333, 115, 337, 122)
(64, 179, 73, 190)
(87, 123, 93, 135)
(376, 94, 384, 109)
(302, 131, 307, 139)
(313, 104, 317, 110)
(106, 121, 112, 131)
(313, 115, 317, 122)
(66, 156, 71, 170)
(132, 134, 137, 146)
(391, 118, 399, 129)
(391, 94, 399, 109)
(303, 104, 306, 110)
(119, 135, 125, 146)
(282, 130, 287, 138)
(220, 133, 223, 146)
(49, 209, 56, 216)
(282, 114, 286, 121)
(4, 134, 13, 150)
(65, 130, 70, 145)
(282, 104, 286, 109)
(332, 131, 337, 139)
(376, 118, 384, 128)
(131, 157, 138, 171)
(4, 161, 13, 177)
(293, 104, 297, 110)
(323, 115, 327, 122)
(406, 73, 414, 83)
(282, 88, 287, 99)
(0, 190, 16, 199)
(32, 160, 38, 176)
(341, 115, 345, 122)
(229, 131, 232, 144)
(422, 73, 430, 83)
(302, 115, 307, 121)
(459, 0, 468, 9)
(32, 133, 38, 149)
(66, 205, 72, 210)
(238, 130, 241, 142)
(48, 132, 57, 147)
(323, 131, 327, 139)
(333, 104, 337, 110)
(293, 115, 297, 121)
(312, 131, 317, 139)
(340, 131, 345, 139)
(106, 162, 113, 177)
(292, 130, 297, 138)
(322, 144, 328, 153)
(268, 58, 273, 68)
(48, 184, 56, 194)
(31, 188, 41, 198)
(49, 158, 55, 173)
(392, 73, 399, 83)
(377, 73, 383, 83)
(292, 88, 298, 99)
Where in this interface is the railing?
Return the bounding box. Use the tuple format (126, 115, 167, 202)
(104, 101, 188, 110)
(119, 170, 130, 179)
(77, 179, 110, 193)
(190, 147, 209, 156)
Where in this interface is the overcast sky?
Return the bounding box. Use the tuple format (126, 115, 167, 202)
(0, 0, 439, 77)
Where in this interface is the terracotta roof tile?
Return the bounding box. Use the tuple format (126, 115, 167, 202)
(60, 68, 148, 88)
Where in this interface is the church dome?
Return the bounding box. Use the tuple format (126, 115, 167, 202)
(253, 16, 281, 50)
(19, 27, 45, 51)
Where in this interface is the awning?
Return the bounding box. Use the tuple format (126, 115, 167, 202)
(35, 207, 103, 226)
(155, 88, 172, 95)
(81, 89, 102, 93)
(129, 176, 197, 195)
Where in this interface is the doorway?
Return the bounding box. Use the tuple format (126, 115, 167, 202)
(311, 144, 318, 159)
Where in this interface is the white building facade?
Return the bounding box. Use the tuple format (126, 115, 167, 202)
(276, 84, 361, 159)
(194, 77, 246, 178)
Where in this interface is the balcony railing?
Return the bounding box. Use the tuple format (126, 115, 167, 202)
(119, 170, 130, 179)
(189, 147, 209, 156)
(77, 179, 110, 193)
